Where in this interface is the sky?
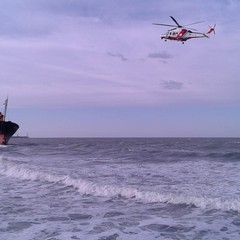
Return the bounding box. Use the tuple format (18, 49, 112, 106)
(0, 0, 240, 137)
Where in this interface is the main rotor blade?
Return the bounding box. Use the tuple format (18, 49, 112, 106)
(187, 27, 198, 31)
(152, 23, 178, 27)
(184, 20, 204, 26)
(170, 16, 182, 27)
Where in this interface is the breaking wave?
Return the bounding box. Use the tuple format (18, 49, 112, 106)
(1, 157, 240, 212)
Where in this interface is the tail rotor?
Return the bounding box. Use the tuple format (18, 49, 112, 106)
(205, 24, 216, 37)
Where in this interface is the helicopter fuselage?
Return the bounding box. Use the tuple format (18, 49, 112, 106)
(153, 16, 215, 44)
(161, 28, 207, 44)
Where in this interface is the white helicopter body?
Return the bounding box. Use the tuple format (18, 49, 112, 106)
(153, 16, 215, 44)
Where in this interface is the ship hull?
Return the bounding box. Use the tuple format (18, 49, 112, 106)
(0, 121, 19, 145)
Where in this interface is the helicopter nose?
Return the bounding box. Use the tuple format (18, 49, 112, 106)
(161, 34, 166, 39)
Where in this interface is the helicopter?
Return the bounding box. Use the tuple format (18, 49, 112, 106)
(153, 16, 216, 44)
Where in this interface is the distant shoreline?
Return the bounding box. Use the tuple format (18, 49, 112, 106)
(12, 135, 29, 139)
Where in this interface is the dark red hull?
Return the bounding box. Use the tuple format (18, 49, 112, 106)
(0, 121, 19, 144)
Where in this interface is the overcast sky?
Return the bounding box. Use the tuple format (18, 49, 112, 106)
(1, 0, 240, 137)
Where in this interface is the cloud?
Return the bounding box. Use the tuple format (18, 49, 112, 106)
(107, 52, 128, 61)
(148, 51, 174, 60)
(161, 80, 183, 90)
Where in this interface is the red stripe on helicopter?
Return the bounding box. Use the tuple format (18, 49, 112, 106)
(176, 29, 188, 39)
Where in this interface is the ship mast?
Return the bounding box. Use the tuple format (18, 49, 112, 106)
(3, 97, 8, 121)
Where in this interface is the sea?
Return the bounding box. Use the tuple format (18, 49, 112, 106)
(0, 138, 240, 240)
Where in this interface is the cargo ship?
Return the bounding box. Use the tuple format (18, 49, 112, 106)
(0, 98, 19, 145)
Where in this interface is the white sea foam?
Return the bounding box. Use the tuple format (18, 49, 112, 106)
(0, 145, 8, 148)
(1, 157, 240, 212)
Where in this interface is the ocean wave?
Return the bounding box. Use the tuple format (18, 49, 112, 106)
(1, 157, 240, 212)
(206, 152, 240, 161)
(0, 145, 8, 148)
